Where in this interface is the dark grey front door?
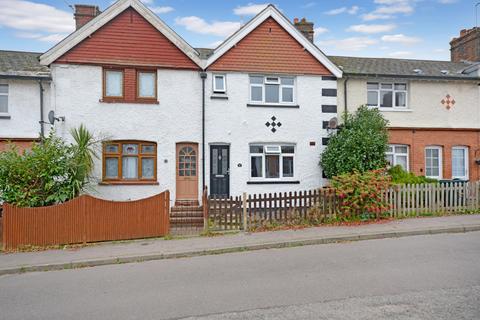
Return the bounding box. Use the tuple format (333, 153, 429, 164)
(210, 145, 230, 197)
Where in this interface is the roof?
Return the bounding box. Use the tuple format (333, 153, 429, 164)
(328, 55, 480, 80)
(195, 48, 214, 60)
(0, 50, 51, 79)
(40, 0, 202, 67)
(205, 5, 343, 78)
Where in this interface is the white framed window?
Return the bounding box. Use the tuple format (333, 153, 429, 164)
(425, 146, 442, 180)
(137, 71, 157, 99)
(452, 146, 469, 180)
(386, 144, 409, 170)
(367, 82, 407, 109)
(250, 144, 295, 180)
(0, 84, 8, 115)
(249, 75, 295, 105)
(104, 69, 124, 98)
(213, 74, 226, 93)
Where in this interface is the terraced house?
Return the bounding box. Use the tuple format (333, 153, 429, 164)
(1, 0, 479, 209)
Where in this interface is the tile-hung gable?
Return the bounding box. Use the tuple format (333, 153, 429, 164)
(206, 5, 342, 77)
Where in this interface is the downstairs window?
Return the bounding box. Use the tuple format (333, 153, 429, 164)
(250, 144, 295, 180)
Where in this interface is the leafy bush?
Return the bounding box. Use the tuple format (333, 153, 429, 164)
(332, 169, 392, 218)
(0, 126, 97, 207)
(388, 165, 437, 185)
(320, 106, 389, 178)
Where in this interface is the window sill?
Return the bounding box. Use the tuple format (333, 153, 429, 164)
(377, 108, 412, 112)
(0, 114, 11, 119)
(210, 94, 228, 100)
(99, 181, 159, 186)
(247, 103, 299, 109)
(247, 180, 300, 185)
(99, 99, 159, 105)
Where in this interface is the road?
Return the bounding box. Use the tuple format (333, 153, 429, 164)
(1, 232, 479, 320)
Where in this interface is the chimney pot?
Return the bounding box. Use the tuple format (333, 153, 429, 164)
(74, 4, 101, 30)
(293, 18, 299, 23)
(294, 17, 314, 43)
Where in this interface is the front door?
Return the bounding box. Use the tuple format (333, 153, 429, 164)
(176, 143, 198, 201)
(210, 145, 230, 197)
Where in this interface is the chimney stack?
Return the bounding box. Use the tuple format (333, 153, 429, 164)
(294, 17, 314, 43)
(450, 27, 480, 62)
(74, 4, 101, 30)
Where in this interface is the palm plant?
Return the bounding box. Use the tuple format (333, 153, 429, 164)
(70, 124, 98, 195)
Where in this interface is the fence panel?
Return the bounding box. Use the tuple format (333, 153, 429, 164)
(2, 191, 170, 250)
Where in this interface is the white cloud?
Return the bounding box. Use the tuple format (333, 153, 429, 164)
(361, 13, 393, 21)
(438, 0, 458, 3)
(388, 51, 413, 57)
(434, 48, 446, 53)
(314, 27, 329, 36)
(363, 0, 414, 21)
(16, 31, 67, 43)
(208, 40, 224, 48)
(233, 3, 269, 16)
(302, 2, 316, 9)
(324, 6, 359, 15)
(381, 34, 422, 44)
(0, 0, 74, 34)
(140, 0, 154, 4)
(149, 6, 174, 14)
(175, 16, 241, 37)
(347, 24, 396, 34)
(318, 37, 378, 51)
(375, 3, 413, 14)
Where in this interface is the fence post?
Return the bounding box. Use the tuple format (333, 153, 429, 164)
(203, 187, 209, 232)
(242, 192, 248, 232)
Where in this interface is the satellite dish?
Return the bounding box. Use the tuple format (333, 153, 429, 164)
(48, 110, 56, 125)
(328, 117, 338, 130)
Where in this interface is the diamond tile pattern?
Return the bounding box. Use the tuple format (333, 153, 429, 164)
(441, 94, 456, 110)
(265, 116, 282, 133)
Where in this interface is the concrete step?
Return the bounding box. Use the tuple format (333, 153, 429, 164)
(171, 206, 203, 213)
(175, 200, 199, 207)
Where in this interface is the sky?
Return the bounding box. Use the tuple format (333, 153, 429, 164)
(0, 0, 475, 60)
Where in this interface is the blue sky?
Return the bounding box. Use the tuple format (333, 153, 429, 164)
(0, 0, 474, 60)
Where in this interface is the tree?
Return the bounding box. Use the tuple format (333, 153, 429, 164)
(320, 106, 389, 178)
(0, 126, 97, 207)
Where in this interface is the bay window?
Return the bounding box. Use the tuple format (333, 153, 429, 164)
(250, 144, 295, 180)
(452, 146, 468, 180)
(386, 144, 409, 170)
(249, 76, 295, 105)
(103, 141, 157, 183)
(367, 82, 407, 109)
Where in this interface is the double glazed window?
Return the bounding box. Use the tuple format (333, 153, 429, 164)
(103, 141, 157, 182)
(213, 74, 226, 93)
(250, 144, 295, 179)
(0, 84, 8, 114)
(250, 76, 295, 104)
(452, 146, 468, 180)
(103, 68, 157, 101)
(386, 145, 409, 170)
(367, 82, 407, 109)
(425, 146, 442, 180)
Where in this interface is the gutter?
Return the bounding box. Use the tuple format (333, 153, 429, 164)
(0, 75, 52, 81)
(200, 71, 207, 191)
(343, 73, 480, 82)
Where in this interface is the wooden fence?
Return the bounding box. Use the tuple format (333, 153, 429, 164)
(205, 182, 480, 231)
(2, 191, 170, 250)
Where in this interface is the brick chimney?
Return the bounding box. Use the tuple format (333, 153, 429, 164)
(294, 17, 314, 43)
(74, 4, 101, 30)
(450, 27, 480, 62)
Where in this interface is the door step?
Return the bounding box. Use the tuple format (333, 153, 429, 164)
(170, 205, 204, 232)
(174, 200, 199, 207)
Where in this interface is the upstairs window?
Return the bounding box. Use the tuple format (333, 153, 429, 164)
(250, 144, 295, 180)
(249, 76, 295, 105)
(367, 82, 407, 109)
(103, 141, 157, 183)
(213, 74, 226, 93)
(0, 84, 8, 115)
(104, 69, 124, 98)
(137, 71, 157, 99)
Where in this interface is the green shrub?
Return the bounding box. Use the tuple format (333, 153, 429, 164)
(0, 127, 97, 207)
(320, 106, 389, 178)
(388, 165, 437, 185)
(332, 169, 392, 218)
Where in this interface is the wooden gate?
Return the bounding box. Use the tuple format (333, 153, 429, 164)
(2, 191, 170, 250)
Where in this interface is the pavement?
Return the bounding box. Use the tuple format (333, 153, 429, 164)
(1, 231, 479, 319)
(0, 214, 480, 276)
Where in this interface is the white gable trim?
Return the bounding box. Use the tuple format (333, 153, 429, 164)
(205, 5, 342, 78)
(40, 0, 202, 67)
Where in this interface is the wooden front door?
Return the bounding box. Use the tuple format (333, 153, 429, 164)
(176, 143, 198, 201)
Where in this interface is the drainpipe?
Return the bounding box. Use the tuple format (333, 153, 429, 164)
(343, 76, 349, 116)
(200, 71, 207, 190)
(38, 80, 45, 138)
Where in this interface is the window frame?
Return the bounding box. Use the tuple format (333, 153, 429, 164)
(425, 146, 443, 180)
(451, 146, 469, 180)
(249, 75, 296, 105)
(136, 69, 158, 100)
(0, 84, 8, 115)
(367, 81, 408, 109)
(212, 74, 226, 94)
(249, 144, 296, 181)
(102, 140, 157, 184)
(103, 68, 125, 99)
(386, 144, 409, 171)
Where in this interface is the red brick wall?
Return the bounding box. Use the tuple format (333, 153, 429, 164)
(450, 27, 480, 62)
(389, 128, 480, 181)
(57, 8, 199, 70)
(208, 18, 333, 75)
(0, 140, 36, 152)
(74, 5, 101, 30)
